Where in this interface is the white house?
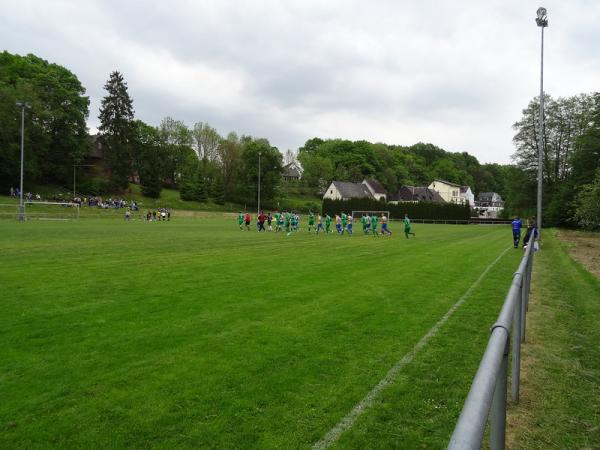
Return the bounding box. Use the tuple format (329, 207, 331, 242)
(428, 179, 465, 204)
(282, 161, 303, 181)
(362, 179, 387, 201)
(475, 192, 505, 218)
(323, 181, 373, 201)
(460, 186, 475, 207)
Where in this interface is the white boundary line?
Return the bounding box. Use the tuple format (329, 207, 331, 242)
(313, 246, 511, 450)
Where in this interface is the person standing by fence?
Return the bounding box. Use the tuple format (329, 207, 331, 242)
(523, 217, 538, 249)
(512, 216, 522, 248)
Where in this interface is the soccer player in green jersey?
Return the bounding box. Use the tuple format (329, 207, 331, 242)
(341, 212, 347, 235)
(274, 212, 281, 232)
(403, 214, 415, 238)
(361, 214, 368, 234)
(325, 214, 332, 233)
(285, 212, 291, 235)
(307, 212, 315, 233)
(238, 212, 244, 230)
(371, 214, 379, 236)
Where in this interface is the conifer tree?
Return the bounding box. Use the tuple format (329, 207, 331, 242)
(98, 71, 135, 191)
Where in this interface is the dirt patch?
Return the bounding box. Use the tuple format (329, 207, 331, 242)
(555, 229, 600, 279)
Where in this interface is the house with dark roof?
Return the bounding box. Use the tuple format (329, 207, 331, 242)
(389, 186, 445, 204)
(363, 179, 387, 201)
(475, 192, 504, 218)
(323, 181, 373, 201)
(282, 162, 303, 181)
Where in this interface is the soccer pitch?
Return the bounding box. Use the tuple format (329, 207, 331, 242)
(0, 218, 522, 449)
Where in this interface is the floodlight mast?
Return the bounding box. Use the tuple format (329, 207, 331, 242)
(535, 7, 547, 239)
(257, 152, 262, 215)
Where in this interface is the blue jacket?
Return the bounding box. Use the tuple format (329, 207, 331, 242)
(512, 219, 522, 232)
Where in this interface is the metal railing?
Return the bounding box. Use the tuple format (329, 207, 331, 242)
(448, 239, 535, 450)
(389, 219, 512, 225)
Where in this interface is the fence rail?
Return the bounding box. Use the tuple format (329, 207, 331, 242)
(447, 239, 535, 450)
(389, 218, 512, 225)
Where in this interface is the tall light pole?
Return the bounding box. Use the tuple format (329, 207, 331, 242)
(257, 152, 262, 215)
(535, 7, 548, 237)
(16, 101, 29, 221)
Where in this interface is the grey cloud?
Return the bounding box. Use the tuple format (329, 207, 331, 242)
(2, 0, 599, 164)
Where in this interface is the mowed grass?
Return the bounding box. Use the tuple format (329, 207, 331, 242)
(0, 218, 522, 449)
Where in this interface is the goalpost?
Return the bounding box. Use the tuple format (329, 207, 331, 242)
(351, 210, 391, 220)
(23, 201, 80, 221)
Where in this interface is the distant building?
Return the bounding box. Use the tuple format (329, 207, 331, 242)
(389, 186, 445, 204)
(323, 181, 373, 201)
(362, 179, 387, 201)
(460, 186, 475, 207)
(282, 162, 303, 181)
(428, 179, 465, 204)
(475, 192, 504, 218)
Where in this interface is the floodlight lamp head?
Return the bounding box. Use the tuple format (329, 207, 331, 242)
(536, 7, 548, 27)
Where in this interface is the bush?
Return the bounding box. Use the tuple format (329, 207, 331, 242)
(76, 178, 112, 196)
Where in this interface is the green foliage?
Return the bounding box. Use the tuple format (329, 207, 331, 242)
(322, 198, 470, 220)
(132, 120, 164, 198)
(98, 71, 135, 191)
(212, 175, 226, 204)
(75, 178, 111, 196)
(297, 152, 334, 193)
(573, 169, 600, 230)
(512, 92, 600, 227)
(298, 138, 511, 203)
(236, 137, 283, 204)
(158, 117, 194, 187)
(0, 51, 89, 191)
(194, 167, 208, 202)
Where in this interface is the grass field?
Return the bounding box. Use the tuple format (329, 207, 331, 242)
(507, 230, 600, 449)
(0, 218, 524, 449)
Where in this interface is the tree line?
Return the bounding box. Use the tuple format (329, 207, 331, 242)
(511, 92, 600, 229)
(98, 71, 283, 205)
(0, 51, 89, 193)
(1, 51, 598, 228)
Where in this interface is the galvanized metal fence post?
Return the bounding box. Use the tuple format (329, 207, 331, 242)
(521, 248, 533, 342)
(490, 339, 509, 450)
(512, 275, 522, 403)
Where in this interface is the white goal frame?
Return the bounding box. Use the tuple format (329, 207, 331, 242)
(352, 210, 391, 220)
(24, 201, 80, 220)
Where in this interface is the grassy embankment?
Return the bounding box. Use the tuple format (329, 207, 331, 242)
(507, 229, 600, 449)
(0, 182, 322, 216)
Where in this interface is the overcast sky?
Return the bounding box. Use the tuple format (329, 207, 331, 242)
(2, 0, 599, 163)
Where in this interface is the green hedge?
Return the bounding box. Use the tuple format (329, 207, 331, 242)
(322, 198, 470, 220)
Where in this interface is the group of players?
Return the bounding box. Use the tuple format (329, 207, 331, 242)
(237, 211, 416, 238)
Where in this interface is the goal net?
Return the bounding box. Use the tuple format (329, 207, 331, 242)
(352, 210, 391, 220)
(23, 201, 80, 220)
